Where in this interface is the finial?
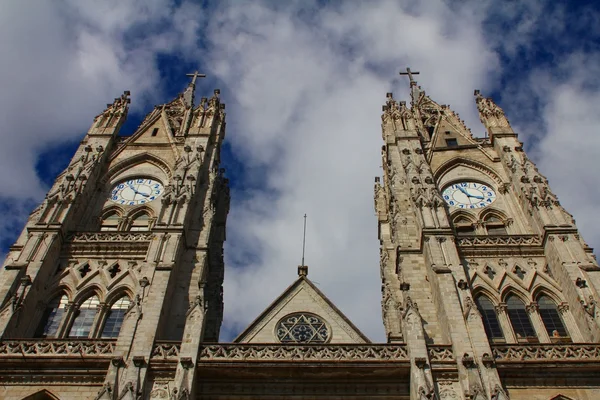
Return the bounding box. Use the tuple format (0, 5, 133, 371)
(399, 67, 420, 87)
(298, 265, 308, 277)
(186, 71, 206, 87)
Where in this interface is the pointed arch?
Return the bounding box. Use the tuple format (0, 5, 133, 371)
(434, 157, 504, 187)
(475, 294, 505, 341)
(472, 285, 500, 301)
(500, 285, 530, 304)
(72, 284, 104, 305)
(22, 389, 61, 400)
(34, 293, 68, 338)
(100, 295, 131, 338)
(127, 207, 154, 231)
(100, 206, 123, 231)
(450, 210, 476, 236)
(105, 285, 135, 306)
(103, 153, 172, 186)
(480, 208, 509, 235)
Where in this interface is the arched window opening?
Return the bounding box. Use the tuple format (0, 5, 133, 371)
(506, 295, 537, 342)
(454, 217, 475, 236)
(538, 295, 570, 342)
(129, 213, 150, 231)
(485, 215, 507, 235)
(101, 296, 131, 338)
(68, 295, 99, 338)
(35, 295, 68, 338)
(476, 296, 504, 342)
(100, 212, 120, 231)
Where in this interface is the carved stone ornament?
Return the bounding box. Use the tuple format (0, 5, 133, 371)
(0, 340, 115, 357)
(194, 344, 409, 362)
(492, 343, 600, 362)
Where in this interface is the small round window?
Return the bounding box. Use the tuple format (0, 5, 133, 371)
(275, 312, 330, 343)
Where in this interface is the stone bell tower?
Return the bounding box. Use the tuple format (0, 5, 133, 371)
(375, 69, 600, 400)
(0, 73, 229, 399)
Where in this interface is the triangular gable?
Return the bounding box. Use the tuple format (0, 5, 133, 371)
(235, 276, 370, 343)
(109, 109, 181, 164)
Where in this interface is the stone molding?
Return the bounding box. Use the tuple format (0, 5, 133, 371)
(149, 342, 457, 363)
(492, 343, 600, 362)
(151, 341, 181, 360)
(194, 344, 409, 362)
(64, 232, 154, 258)
(457, 235, 541, 247)
(428, 345, 455, 362)
(456, 234, 544, 256)
(67, 232, 154, 242)
(0, 339, 115, 357)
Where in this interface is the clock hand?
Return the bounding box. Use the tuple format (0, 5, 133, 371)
(471, 194, 485, 200)
(457, 185, 471, 197)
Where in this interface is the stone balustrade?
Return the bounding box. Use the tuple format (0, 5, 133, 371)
(0, 339, 115, 357)
(492, 343, 600, 363)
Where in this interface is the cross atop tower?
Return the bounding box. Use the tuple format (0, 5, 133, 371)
(186, 70, 206, 87)
(399, 67, 420, 87)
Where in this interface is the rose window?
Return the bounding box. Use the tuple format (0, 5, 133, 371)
(275, 313, 330, 343)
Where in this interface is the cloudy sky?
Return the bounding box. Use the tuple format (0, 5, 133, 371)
(0, 0, 599, 342)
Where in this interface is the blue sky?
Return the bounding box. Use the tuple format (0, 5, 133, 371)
(0, 0, 599, 342)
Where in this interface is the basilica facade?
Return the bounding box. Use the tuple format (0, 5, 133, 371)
(0, 73, 599, 400)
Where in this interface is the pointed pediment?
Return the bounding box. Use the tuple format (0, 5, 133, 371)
(431, 111, 477, 150)
(235, 276, 370, 344)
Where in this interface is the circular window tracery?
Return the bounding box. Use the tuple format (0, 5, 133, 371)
(275, 313, 330, 343)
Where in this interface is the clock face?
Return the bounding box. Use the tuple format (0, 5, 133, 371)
(442, 181, 496, 209)
(110, 177, 164, 206)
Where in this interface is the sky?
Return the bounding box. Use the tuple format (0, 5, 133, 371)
(0, 0, 599, 342)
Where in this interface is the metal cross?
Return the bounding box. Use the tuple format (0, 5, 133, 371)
(186, 71, 206, 86)
(399, 67, 420, 86)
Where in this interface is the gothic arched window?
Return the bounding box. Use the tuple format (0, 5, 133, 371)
(129, 213, 150, 231)
(68, 295, 100, 338)
(476, 296, 504, 341)
(485, 215, 507, 235)
(101, 296, 131, 338)
(35, 295, 68, 338)
(538, 295, 570, 342)
(100, 211, 120, 231)
(453, 216, 475, 236)
(506, 295, 537, 342)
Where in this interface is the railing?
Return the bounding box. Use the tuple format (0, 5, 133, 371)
(67, 232, 154, 242)
(64, 231, 154, 258)
(0, 339, 115, 357)
(492, 343, 600, 362)
(148, 343, 410, 362)
(428, 345, 455, 362)
(456, 235, 541, 247)
(151, 341, 181, 360)
(198, 344, 409, 362)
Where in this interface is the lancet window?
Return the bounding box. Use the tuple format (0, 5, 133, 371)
(129, 212, 150, 231)
(68, 295, 100, 338)
(485, 215, 507, 235)
(538, 295, 570, 342)
(506, 295, 537, 342)
(453, 216, 475, 236)
(100, 211, 120, 231)
(100, 296, 131, 338)
(35, 295, 68, 338)
(475, 296, 504, 341)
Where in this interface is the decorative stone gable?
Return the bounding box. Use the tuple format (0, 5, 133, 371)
(235, 274, 369, 344)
